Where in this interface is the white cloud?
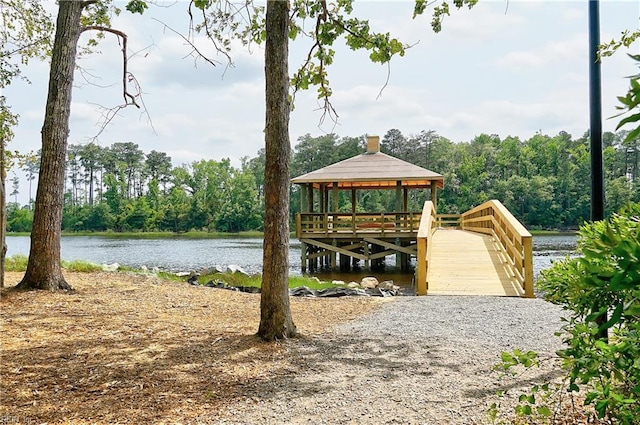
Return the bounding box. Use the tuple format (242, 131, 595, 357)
(497, 34, 585, 70)
(5, 0, 640, 206)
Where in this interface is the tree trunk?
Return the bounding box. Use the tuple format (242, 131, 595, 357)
(1, 140, 6, 289)
(257, 0, 297, 340)
(18, 1, 84, 291)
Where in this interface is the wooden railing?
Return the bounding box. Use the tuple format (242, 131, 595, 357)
(416, 201, 437, 295)
(296, 211, 422, 237)
(437, 214, 461, 228)
(460, 200, 534, 297)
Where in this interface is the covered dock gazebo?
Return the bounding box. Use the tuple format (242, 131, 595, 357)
(292, 135, 444, 272)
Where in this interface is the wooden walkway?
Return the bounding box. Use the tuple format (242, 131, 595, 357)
(427, 229, 524, 296)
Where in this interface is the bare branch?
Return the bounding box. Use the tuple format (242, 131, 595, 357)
(77, 25, 155, 140)
(151, 17, 223, 68)
(87, 73, 156, 142)
(81, 25, 140, 108)
(376, 62, 391, 101)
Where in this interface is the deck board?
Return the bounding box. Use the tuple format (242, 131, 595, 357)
(427, 229, 524, 296)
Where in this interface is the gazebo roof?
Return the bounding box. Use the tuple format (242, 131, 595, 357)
(291, 137, 444, 190)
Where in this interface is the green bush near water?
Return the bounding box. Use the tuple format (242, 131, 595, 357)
(5, 254, 28, 272)
(5, 255, 104, 273)
(490, 202, 640, 424)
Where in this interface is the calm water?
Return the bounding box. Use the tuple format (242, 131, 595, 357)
(6, 234, 576, 286)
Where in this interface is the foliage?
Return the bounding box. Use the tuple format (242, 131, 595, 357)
(0, 0, 53, 88)
(600, 29, 640, 59)
(61, 260, 104, 273)
(615, 54, 640, 143)
(491, 204, 640, 423)
(8, 127, 640, 233)
(539, 204, 640, 423)
(4, 254, 27, 271)
(6, 202, 32, 232)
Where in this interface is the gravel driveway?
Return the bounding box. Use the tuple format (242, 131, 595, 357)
(206, 296, 567, 425)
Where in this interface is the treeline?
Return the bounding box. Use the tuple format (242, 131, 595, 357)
(8, 142, 263, 232)
(7, 128, 640, 232)
(289, 129, 640, 228)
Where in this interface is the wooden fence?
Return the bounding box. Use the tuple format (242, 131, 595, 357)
(415, 201, 437, 295)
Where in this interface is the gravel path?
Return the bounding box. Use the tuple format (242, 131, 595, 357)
(202, 296, 567, 425)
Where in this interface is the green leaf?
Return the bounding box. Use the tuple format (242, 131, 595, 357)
(597, 303, 623, 331)
(616, 112, 640, 130)
(537, 406, 552, 417)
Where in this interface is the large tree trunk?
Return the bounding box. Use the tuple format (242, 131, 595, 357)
(1, 141, 6, 289)
(18, 1, 84, 291)
(257, 0, 297, 340)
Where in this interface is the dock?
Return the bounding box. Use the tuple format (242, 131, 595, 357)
(292, 135, 533, 297)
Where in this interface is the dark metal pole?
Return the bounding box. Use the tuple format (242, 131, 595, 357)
(589, 0, 607, 342)
(589, 0, 604, 221)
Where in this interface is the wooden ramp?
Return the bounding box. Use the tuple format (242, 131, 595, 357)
(427, 229, 524, 296)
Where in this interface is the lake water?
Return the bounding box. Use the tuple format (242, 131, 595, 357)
(6, 234, 576, 286)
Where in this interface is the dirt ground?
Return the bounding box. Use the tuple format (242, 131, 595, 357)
(0, 271, 384, 424)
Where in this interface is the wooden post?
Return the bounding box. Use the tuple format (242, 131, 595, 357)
(364, 242, 370, 270)
(523, 236, 534, 298)
(308, 185, 314, 212)
(331, 239, 337, 270)
(295, 213, 301, 237)
(340, 252, 348, 271)
(403, 187, 408, 212)
(416, 237, 427, 295)
(396, 181, 402, 265)
(319, 184, 325, 213)
(430, 181, 438, 212)
(324, 185, 329, 213)
(351, 188, 356, 213)
(300, 184, 308, 212)
(301, 241, 307, 272)
(332, 182, 339, 212)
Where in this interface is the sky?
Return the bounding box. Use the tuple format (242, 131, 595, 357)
(4, 0, 640, 205)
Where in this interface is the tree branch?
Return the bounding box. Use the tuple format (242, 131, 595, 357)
(151, 18, 223, 69)
(81, 25, 140, 108)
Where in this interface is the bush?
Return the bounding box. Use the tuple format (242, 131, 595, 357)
(493, 203, 640, 424)
(5, 255, 28, 271)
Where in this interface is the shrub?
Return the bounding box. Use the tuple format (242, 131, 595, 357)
(492, 203, 640, 424)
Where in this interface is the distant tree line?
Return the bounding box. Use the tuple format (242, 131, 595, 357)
(6, 128, 639, 232)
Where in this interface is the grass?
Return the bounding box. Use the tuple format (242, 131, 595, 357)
(529, 229, 577, 236)
(194, 272, 342, 290)
(5, 255, 28, 272)
(5, 255, 104, 273)
(61, 260, 104, 272)
(4, 255, 342, 290)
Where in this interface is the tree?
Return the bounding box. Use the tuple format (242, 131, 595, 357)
(18, 0, 144, 291)
(17, 1, 86, 290)
(78, 142, 102, 205)
(1, 0, 53, 287)
(256, 0, 297, 340)
(22, 153, 39, 209)
(145, 150, 172, 195)
(9, 174, 19, 204)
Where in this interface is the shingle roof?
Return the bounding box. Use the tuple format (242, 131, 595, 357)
(291, 151, 444, 190)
